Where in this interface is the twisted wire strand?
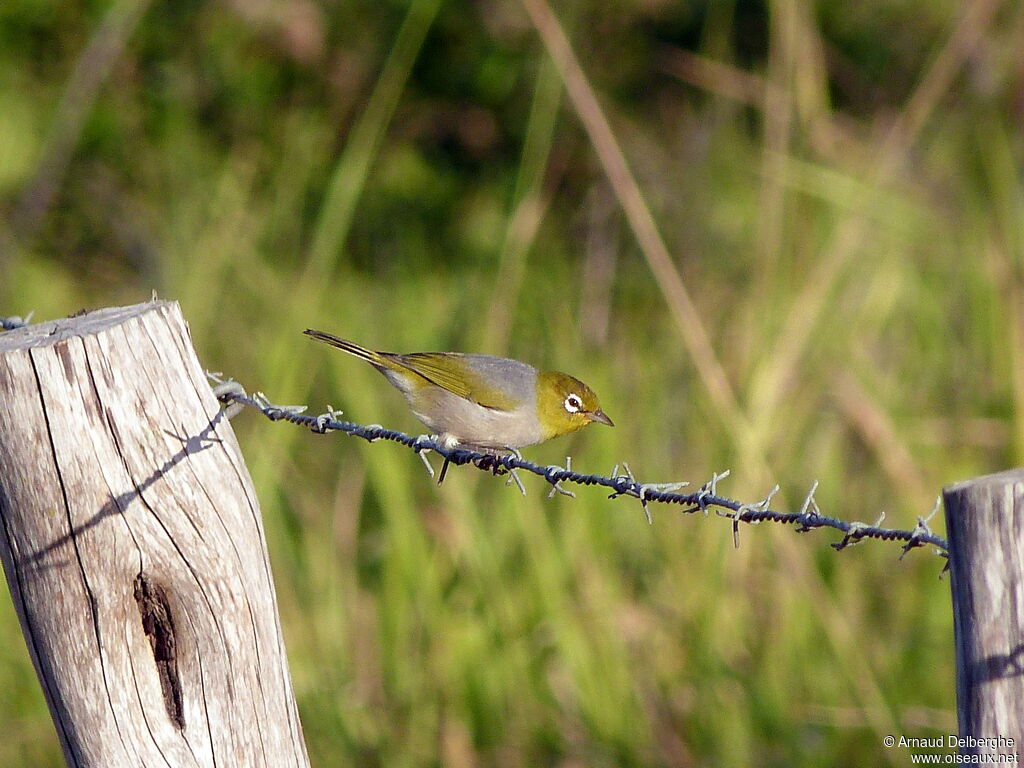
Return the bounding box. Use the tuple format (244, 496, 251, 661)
(214, 383, 949, 560)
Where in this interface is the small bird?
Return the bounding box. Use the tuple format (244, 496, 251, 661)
(304, 329, 613, 452)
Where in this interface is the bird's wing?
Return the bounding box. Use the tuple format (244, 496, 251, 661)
(393, 353, 519, 411)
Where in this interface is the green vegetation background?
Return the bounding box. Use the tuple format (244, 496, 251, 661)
(2, 0, 1020, 764)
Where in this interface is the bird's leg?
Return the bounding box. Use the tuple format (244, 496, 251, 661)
(433, 441, 525, 494)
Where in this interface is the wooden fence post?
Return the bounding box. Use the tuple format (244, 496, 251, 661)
(0, 301, 309, 767)
(943, 469, 1024, 758)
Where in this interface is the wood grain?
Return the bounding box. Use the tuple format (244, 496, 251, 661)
(944, 469, 1024, 758)
(0, 301, 309, 767)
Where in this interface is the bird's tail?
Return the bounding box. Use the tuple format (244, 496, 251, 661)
(303, 329, 388, 367)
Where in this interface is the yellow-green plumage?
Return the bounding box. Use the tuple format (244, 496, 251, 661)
(304, 329, 612, 450)
(535, 371, 605, 440)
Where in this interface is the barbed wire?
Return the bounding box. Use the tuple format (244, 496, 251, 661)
(210, 375, 949, 563)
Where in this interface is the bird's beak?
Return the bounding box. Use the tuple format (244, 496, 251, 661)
(589, 409, 614, 427)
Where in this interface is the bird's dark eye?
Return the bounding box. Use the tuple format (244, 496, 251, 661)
(564, 394, 583, 413)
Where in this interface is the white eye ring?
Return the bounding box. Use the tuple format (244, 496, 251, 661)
(564, 393, 583, 413)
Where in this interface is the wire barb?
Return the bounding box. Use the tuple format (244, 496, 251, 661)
(831, 509, 885, 551)
(506, 467, 527, 495)
(312, 406, 345, 433)
(605, 462, 691, 524)
(900, 496, 942, 560)
(696, 469, 731, 515)
(207, 372, 247, 419)
(546, 456, 576, 499)
(719, 484, 778, 547)
(412, 435, 436, 479)
(794, 481, 822, 533)
(611, 463, 652, 523)
(253, 391, 308, 421)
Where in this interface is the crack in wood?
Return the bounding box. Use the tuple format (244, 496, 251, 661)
(1, 302, 311, 764)
(133, 572, 185, 730)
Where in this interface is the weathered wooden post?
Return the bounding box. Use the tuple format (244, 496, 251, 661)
(943, 469, 1024, 759)
(0, 301, 309, 767)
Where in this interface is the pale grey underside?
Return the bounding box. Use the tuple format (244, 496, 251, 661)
(382, 354, 544, 449)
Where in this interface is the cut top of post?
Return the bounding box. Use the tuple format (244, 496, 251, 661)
(0, 303, 177, 352)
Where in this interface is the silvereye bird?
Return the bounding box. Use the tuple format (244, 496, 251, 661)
(304, 329, 613, 451)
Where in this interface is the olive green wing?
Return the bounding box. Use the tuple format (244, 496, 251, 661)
(393, 353, 519, 411)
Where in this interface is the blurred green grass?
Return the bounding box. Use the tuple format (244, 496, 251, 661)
(3, 0, 1021, 764)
